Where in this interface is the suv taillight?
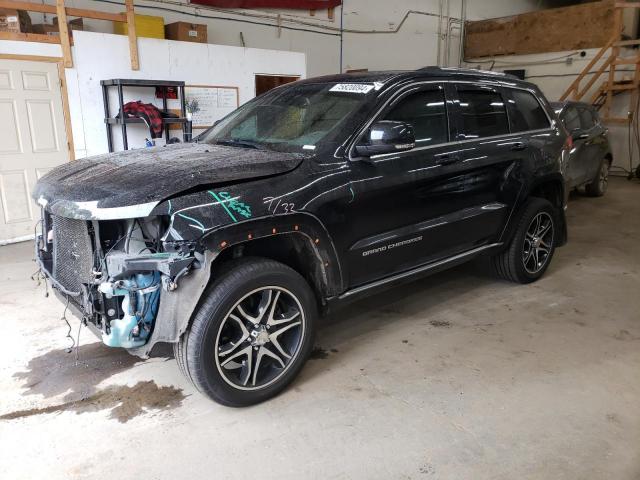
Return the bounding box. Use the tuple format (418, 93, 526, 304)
(564, 135, 573, 151)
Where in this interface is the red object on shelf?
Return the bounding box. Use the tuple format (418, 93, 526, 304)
(190, 0, 341, 9)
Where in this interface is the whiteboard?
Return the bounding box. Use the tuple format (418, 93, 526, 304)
(185, 85, 240, 129)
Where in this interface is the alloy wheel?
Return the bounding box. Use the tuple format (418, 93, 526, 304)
(599, 162, 609, 193)
(214, 287, 305, 390)
(522, 212, 554, 274)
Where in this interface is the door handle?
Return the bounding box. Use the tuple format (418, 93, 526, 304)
(510, 141, 528, 151)
(438, 155, 461, 165)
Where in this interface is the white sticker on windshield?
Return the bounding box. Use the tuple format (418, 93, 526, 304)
(330, 83, 375, 94)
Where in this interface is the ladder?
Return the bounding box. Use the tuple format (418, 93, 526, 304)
(560, 2, 640, 124)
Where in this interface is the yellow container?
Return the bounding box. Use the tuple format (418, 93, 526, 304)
(114, 13, 164, 39)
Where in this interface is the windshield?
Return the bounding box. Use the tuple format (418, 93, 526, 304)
(199, 83, 372, 153)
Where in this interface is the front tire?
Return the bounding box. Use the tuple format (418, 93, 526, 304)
(492, 198, 557, 284)
(175, 258, 317, 407)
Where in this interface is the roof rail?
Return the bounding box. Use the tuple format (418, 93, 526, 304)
(417, 66, 511, 77)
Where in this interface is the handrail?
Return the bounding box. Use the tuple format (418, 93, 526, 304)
(576, 55, 614, 99)
(559, 34, 617, 101)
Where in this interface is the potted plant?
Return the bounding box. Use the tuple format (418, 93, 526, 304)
(185, 98, 200, 121)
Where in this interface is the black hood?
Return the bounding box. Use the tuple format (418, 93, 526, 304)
(33, 143, 304, 216)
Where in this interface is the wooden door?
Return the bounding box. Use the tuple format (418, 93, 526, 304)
(0, 59, 69, 244)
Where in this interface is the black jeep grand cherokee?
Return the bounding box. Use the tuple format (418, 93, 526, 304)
(34, 67, 569, 406)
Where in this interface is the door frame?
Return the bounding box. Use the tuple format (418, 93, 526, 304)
(0, 53, 75, 161)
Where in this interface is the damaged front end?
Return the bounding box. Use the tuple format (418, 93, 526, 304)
(35, 209, 201, 354)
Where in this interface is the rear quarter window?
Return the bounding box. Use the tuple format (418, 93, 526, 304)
(579, 108, 596, 129)
(562, 106, 581, 132)
(509, 89, 550, 132)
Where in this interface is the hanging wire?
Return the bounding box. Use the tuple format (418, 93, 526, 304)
(60, 296, 75, 354)
(75, 317, 84, 363)
(31, 269, 49, 298)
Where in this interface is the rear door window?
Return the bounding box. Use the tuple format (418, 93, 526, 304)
(562, 106, 581, 132)
(382, 87, 448, 147)
(579, 108, 596, 130)
(509, 89, 550, 132)
(455, 87, 509, 139)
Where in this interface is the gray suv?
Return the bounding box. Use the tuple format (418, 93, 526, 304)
(552, 101, 612, 196)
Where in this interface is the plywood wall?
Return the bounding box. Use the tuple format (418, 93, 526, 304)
(465, 0, 617, 59)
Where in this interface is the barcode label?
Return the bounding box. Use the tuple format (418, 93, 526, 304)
(329, 83, 375, 94)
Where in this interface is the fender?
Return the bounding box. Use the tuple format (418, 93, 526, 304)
(499, 173, 567, 248)
(200, 211, 345, 297)
(127, 212, 343, 358)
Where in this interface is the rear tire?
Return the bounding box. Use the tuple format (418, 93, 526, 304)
(492, 198, 557, 284)
(585, 159, 609, 197)
(175, 257, 316, 407)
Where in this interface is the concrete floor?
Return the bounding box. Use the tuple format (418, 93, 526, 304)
(1, 178, 639, 480)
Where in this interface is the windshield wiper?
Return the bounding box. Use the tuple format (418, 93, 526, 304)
(215, 139, 262, 150)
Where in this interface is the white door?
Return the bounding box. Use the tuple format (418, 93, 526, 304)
(0, 59, 69, 244)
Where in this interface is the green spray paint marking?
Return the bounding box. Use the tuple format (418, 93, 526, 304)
(177, 213, 206, 232)
(208, 191, 237, 223)
(209, 191, 253, 222)
(167, 199, 172, 214)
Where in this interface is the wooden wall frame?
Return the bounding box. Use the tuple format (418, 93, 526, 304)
(0, 54, 75, 161)
(0, 0, 138, 71)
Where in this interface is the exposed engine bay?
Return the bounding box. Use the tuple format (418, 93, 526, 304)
(35, 210, 200, 352)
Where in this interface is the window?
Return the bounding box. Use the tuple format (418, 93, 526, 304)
(510, 90, 550, 132)
(457, 88, 509, 139)
(562, 106, 581, 132)
(579, 108, 596, 130)
(383, 88, 448, 146)
(201, 83, 369, 152)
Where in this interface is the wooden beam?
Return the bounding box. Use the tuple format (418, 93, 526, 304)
(608, 83, 638, 90)
(606, 8, 624, 116)
(57, 62, 75, 161)
(602, 116, 632, 124)
(0, 1, 55, 14)
(0, 53, 62, 62)
(64, 8, 125, 22)
(613, 57, 640, 65)
(56, 0, 73, 68)
(0, 1, 125, 22)
(615, 2, 640, 8)
(125, 0, 139, 71)
(576, 55, 614, 100)
(615, 38, 640, 46)
(0, 31, 61, 44)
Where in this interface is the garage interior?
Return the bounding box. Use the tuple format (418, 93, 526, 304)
(0, 1, 639, 479)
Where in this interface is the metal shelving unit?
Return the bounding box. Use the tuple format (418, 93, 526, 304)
(101, 78, 188, 152)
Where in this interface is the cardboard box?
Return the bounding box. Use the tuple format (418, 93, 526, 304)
(114, 13, 164, 39)
(165, 21, 207, 43)
(54, 17, 84, 32)
(0, 9, 31, 33)
(31, 23, 60, 36)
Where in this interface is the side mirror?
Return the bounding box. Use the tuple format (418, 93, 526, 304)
(355, 120, 416, 157)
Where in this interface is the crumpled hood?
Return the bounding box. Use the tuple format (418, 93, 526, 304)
(33, 143, 304, 219)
